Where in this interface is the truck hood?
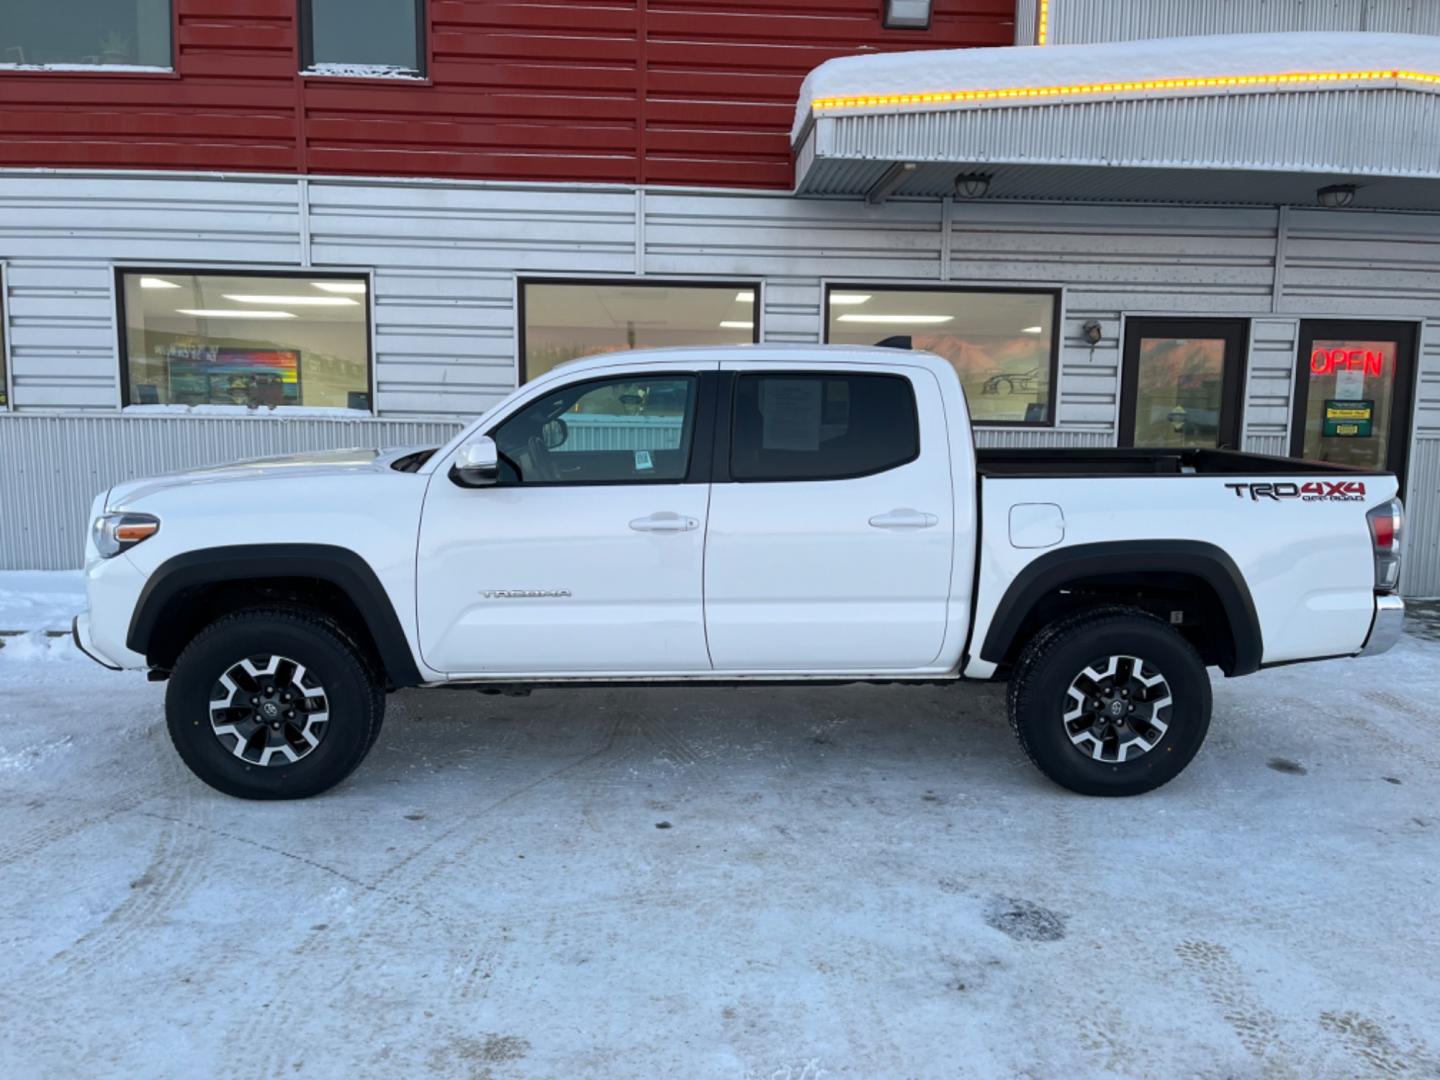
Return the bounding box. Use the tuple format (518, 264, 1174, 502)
(106, 446, 430, 509)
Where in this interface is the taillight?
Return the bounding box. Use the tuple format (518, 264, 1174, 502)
(1366, 499, 1403, 593)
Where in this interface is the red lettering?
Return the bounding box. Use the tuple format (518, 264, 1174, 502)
(1311, 348, 1329, 375)
(1365, 349, 1384, 377)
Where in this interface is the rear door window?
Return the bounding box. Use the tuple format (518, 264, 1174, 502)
(730, 373, 919, 482)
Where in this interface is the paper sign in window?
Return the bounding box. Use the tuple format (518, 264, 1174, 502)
(760, 379, 823, 451)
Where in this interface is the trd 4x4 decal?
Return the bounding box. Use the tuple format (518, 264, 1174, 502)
(1224, 480, 1367, 502)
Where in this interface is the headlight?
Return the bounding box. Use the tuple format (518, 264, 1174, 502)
(92, 513, 160, 558)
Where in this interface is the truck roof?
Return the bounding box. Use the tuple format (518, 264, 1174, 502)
(546, 342, 949, 377)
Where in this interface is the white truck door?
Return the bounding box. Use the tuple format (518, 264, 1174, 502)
(704, 362, 955, 671)
(416, 369, 715, 675)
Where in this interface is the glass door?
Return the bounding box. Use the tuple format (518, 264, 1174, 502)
(1290, 321, 1418, 488)
(1120, 319, 1247, 449)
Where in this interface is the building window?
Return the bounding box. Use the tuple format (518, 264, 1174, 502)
(520, 279, 760, 383)
(2, 1, 173, 68)
(1120, 318, 1247, 450)
(825, 285, 1060, 426)
(301, 0, 425, 77)
(118, 271, 372, 411)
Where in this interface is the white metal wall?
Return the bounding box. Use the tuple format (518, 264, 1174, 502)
(1021, 0, 1440, 46)
(1, 170, 1439, 590)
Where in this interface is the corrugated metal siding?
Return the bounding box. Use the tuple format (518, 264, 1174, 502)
(0, 0, 1015, 191)
(806, 88, 1440, 193)
(1281, 209, 1440, 316)
(0, 414, 464, 570)
(1045, 0, 1440, 45)
(1241, 317, 1299, 450)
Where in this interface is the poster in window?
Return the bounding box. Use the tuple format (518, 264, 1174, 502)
(167, 349, 302, 407)
(1322, 399, 1375, 438)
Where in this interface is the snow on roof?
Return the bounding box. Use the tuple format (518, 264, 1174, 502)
(793, 32, 1440, 140)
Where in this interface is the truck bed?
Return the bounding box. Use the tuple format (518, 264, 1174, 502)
(976, 447, 1382, 479)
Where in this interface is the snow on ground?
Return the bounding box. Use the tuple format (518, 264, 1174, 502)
(0, 571, 85, 633)
(1, 601, 1438, 1076)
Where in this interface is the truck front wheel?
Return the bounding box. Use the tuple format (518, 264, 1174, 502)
(165, 608, 386, 800)
(1008, 608, 1211, 796)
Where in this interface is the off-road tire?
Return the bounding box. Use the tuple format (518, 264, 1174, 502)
(166, 607, 386, 799)
(1008, 607, 1211, 796)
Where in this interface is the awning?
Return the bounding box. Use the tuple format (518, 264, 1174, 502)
(791, 32, 1440, 210)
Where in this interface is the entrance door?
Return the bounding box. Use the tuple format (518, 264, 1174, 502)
(417, 368, 715, 675)
(1120, 319, 1247, 449)
(1290, 321, 1418, 490)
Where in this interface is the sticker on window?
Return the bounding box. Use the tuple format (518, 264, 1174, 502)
(634, 449, 654, 471)
(760, 379, 823, 451)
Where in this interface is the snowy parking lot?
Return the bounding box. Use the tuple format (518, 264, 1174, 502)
(2, 575, 1439, 1078)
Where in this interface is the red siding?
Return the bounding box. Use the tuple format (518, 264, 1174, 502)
(0, 0, 1014, 188)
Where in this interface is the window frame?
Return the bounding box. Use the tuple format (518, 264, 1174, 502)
(113, 265, 377, 413)
(1118, 317, 1249, 451)
(716, 369, 922, 484)
(482, 370, 716, 488)
(0, 0, 177, 72)
(299, 0, 428, 78)
(821, 282, 1063, 429)
(517, 276, 763, 384)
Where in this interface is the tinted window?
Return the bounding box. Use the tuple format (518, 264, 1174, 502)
(730, 373, 918, 482)
(304, 0, 423, 75)
(492, 375, 697, 485)
(2, 0, 172, 68)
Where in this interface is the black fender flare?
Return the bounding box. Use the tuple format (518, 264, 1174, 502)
(127, 544, 423, 686)
(978, 540, 1263, 676)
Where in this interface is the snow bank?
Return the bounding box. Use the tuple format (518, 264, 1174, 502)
(0, 572, 85, 633)
(794, 31, 1440, 139)
(0, 632, 77, 665)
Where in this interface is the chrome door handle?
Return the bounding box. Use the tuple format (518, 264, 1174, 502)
(629, 512, 699, 533)
(869, 508, 939, 530)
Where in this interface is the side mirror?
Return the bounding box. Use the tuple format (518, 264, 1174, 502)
(451, 436, 499, 487)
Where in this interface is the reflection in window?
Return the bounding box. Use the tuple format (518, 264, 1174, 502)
(303, 0, 425, 75)
(2, 0, 172, 67)
(825, 287, 1057, 425)
(1299, 338, 1398, 471)
(119, 272, 371, 410)
(522, 281, 758, 382)
(1132, 337, 1227, 448)
(493, 375, 696, 484)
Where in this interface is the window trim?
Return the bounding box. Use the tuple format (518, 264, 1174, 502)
(299, 0, 428, 78)
(822, 282, 1062, 429)
(0, 0, 177, 73)
(517, 276, 763, 384)
(480, 370, 714, 488)
(719, 369, 922, 484)
(1118, 317, 1249, 451)
(113, 265, 376, 414)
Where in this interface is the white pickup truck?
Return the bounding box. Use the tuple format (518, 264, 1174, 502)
(75, 345, 1405, 800)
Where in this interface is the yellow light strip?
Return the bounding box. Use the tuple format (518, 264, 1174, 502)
(812, 69, 1440, 112)
(1036, 0, 1049, 46)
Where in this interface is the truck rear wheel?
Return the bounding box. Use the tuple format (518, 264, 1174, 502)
(165, 608, 385, 800)
(1008, 608, 1211, 796)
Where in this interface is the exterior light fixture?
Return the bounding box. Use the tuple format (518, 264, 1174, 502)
(954, 173, 991, 199)
(1317, 184, 1357, 208)
(883, 0, 932, 30)
(866, 161, 918, 205)
(1082, 320, 1103, 345)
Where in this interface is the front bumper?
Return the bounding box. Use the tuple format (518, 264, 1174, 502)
(72, 613, 122, 671)
(1359, 594, 1405, 657)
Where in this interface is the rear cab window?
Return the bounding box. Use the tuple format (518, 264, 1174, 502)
(729, 372, 919, 481)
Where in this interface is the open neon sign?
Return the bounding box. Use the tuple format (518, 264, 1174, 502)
(1310, 347, 1387, 377)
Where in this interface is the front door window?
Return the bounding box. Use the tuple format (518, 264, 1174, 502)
(1120, 320, 1246, 449)
(1291, 323, 1417, 482)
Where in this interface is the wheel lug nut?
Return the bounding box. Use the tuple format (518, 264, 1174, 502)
(250, 696, 259, 706)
